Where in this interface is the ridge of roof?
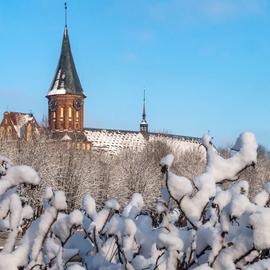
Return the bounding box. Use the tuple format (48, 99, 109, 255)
(84, 127, 201, 142)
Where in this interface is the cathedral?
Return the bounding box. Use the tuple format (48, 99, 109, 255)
(0, 11, 200, 154)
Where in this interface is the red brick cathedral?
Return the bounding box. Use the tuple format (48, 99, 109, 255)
(0, 6, 200, 154)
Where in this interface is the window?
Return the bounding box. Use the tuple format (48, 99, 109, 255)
(68, 107, 72, 119)
(60, 107, 64, 118)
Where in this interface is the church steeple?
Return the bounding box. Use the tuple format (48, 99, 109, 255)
(48, 26, 85, 97)
(140, 90, 148, 133)
(48, 2, 84, 97)
(47, 3, 85, 132)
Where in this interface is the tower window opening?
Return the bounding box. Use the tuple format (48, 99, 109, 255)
(60, 107, 64, 117)
(68, 107, 72, 119)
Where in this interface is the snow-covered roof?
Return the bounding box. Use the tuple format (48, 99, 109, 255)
(84, 128, 201, 154)
(60, 133, 72, 141)
(84, 129, 146, 154)
(47, 88, 67, 96)
(8, 112, 39, 138)
(140, 119, 147, 125)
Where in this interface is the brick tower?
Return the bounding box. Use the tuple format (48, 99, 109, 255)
(47, 17, 86, 132)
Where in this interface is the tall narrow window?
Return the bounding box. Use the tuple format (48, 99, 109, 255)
(68, 107, 72, 119)
(60, 107, 64, 118)
(75, 111, 79, 121)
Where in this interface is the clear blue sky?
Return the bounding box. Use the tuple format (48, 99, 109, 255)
(0, 0, 270, 148)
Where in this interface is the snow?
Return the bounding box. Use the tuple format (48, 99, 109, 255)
(160, 154, 174, 168)
(84, 129, 201, 154)
(193, 265, 213, 270)
(167, 172, 193, 201)
(48, 88, 67, 96)
(0, 131, 270, 269)
(105, 198, 120, 211)
(123, 193, 144, 218)
(66, 265, 86, 270)
(61, 133, 72, 141)
(0, 165, 40, 196)
(250, 208, 270, 250)
(53, 190, 68, 210)
(81, 193, 97, 220)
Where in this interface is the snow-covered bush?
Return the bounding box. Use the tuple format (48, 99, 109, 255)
(1, 132, 270, 269)
(1, 137, 205, 210)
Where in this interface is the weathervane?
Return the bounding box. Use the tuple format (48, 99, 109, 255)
(65, 2, 67, 27)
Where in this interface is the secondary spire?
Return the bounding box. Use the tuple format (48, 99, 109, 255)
(142, 89, 146, 121)
(140, 90, 148, 133)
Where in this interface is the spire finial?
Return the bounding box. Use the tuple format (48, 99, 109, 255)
(64, 2, 67, 27)
(143, 89, 146, 120)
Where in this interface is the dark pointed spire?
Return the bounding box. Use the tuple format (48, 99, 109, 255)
(48, 3, 85, 97)
(142, 89, 146, 121)
(140, 90, 148, 133)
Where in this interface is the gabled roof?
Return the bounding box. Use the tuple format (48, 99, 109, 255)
(48, 27, 85, 97)
(2, 112, 39, 139)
